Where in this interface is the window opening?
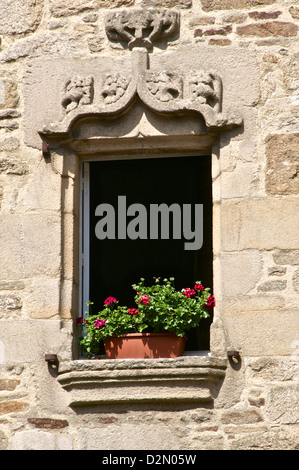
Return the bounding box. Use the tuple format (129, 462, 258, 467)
(81, 155, 213, 351)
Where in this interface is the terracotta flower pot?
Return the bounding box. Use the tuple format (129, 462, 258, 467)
(104, 332, 186, 359)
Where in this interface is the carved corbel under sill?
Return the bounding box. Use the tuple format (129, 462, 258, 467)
(56, 355, 227, 408)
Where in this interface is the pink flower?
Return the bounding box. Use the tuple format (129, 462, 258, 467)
(94, 318, 106, 329)
(194, 283, 204, 292)
(182, 288, 196, 298)
(206, 295, 216, 309)
(138, 295, 150, 305)
(76, 317, 84, 325)
(128, 308, 139, 316)
(104, 296, 117, 306)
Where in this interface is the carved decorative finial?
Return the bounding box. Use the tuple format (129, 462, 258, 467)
(105, 9, 180, 50)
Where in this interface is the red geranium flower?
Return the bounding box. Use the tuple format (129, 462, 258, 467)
(194, 283, 204, 292)
(206, 295, 216, 309)
(182, 288, 196, 298)
(104, 296, 117, 306)
(138, 295, 150, 305)
(128, 308, 139, 316)
(94, 318, 106, 329)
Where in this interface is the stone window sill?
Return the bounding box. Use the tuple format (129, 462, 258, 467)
(57, 353, 227, 408)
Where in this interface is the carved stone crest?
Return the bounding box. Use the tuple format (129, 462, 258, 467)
(145, 72, 183, 103)
(44, 9, 242, 139)
(101, 73, 131, 105)
(188, 72, 222, 111)
(61, 76, 94, 113)
(105, 9, 179, 50)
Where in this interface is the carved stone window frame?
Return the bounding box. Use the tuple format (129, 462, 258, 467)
(38, 8, 243, 407)
(42, 133, 229, 407)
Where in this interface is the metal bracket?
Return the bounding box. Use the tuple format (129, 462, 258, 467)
(227, 350, 241, 363)
(45, 354, 58, 366)
(42, 141, 50, 158)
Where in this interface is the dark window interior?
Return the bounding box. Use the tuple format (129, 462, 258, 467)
(89, 155, 213, 350)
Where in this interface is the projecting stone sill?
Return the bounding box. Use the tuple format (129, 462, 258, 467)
(57, 355, 227, 407)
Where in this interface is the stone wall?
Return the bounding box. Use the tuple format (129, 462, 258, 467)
(0, 0, 298, 450)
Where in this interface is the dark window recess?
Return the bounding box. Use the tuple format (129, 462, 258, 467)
(89, 155, 213, 350)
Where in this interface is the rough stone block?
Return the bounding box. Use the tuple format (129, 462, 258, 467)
(0, 379, 20, 391)
(0, 0, 43, 35)
(222, 309, 299, 356)
(247, 388, 265, 407)
(0, 215, 23, 280)
(261, 96, 299, 134)
(0, 137, 20, 152)
(273, 250, 299, 265)
(141, 0, 192, 7)
(21, 161, 61, 212)
(28, 418, 69, 429)
(292, 268, 299, 293)
(186, 432, 224, 450)
(267, 384, 299, 424)
(50, 0, 135, 18)
(181, 409, 214, 424)
(0, 401, 28, 415)
(229, 429, 298, 450)
(0, 430, 8, 450)
(248, 11, 282, 20)
(201, 0, 275, 11)
(257, 280, 287, 292)
(220, 12, 247, 24)
(221, 407, 263, 425)
(0, 31, 86, 63)
(209, 38, 231, 46)
(77, 423, 187, 450)
(248, 357, 298, 382)
(221, 251, 262, 296)
(266, 134, 299, 195)
(0, 109, 21, 119)
(221, 162, 259, 199)
(221, 198, 299, 251)
(24, 278, 60, 319)
(87, 36, 105, 53)
(222, 294, 285, 312)
(0, 320, 73, 364)
(194, 28, 204, 37)
(289, 6, 299, 20)
(237, 22, 298, 37)
(0, 294, 22, 315)
(0, 120, 19, 131)
(0, 280, 25, 291)
(11, 430, 73, 450)
(0, 80, 19, 109)
(189, 16, 215, 26)
(21, 213, 61, 278)
(203, 26, 232, 36)
(268, 266, 286, 276)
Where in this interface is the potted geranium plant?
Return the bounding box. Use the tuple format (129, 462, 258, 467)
(78, 277, 215, 359)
